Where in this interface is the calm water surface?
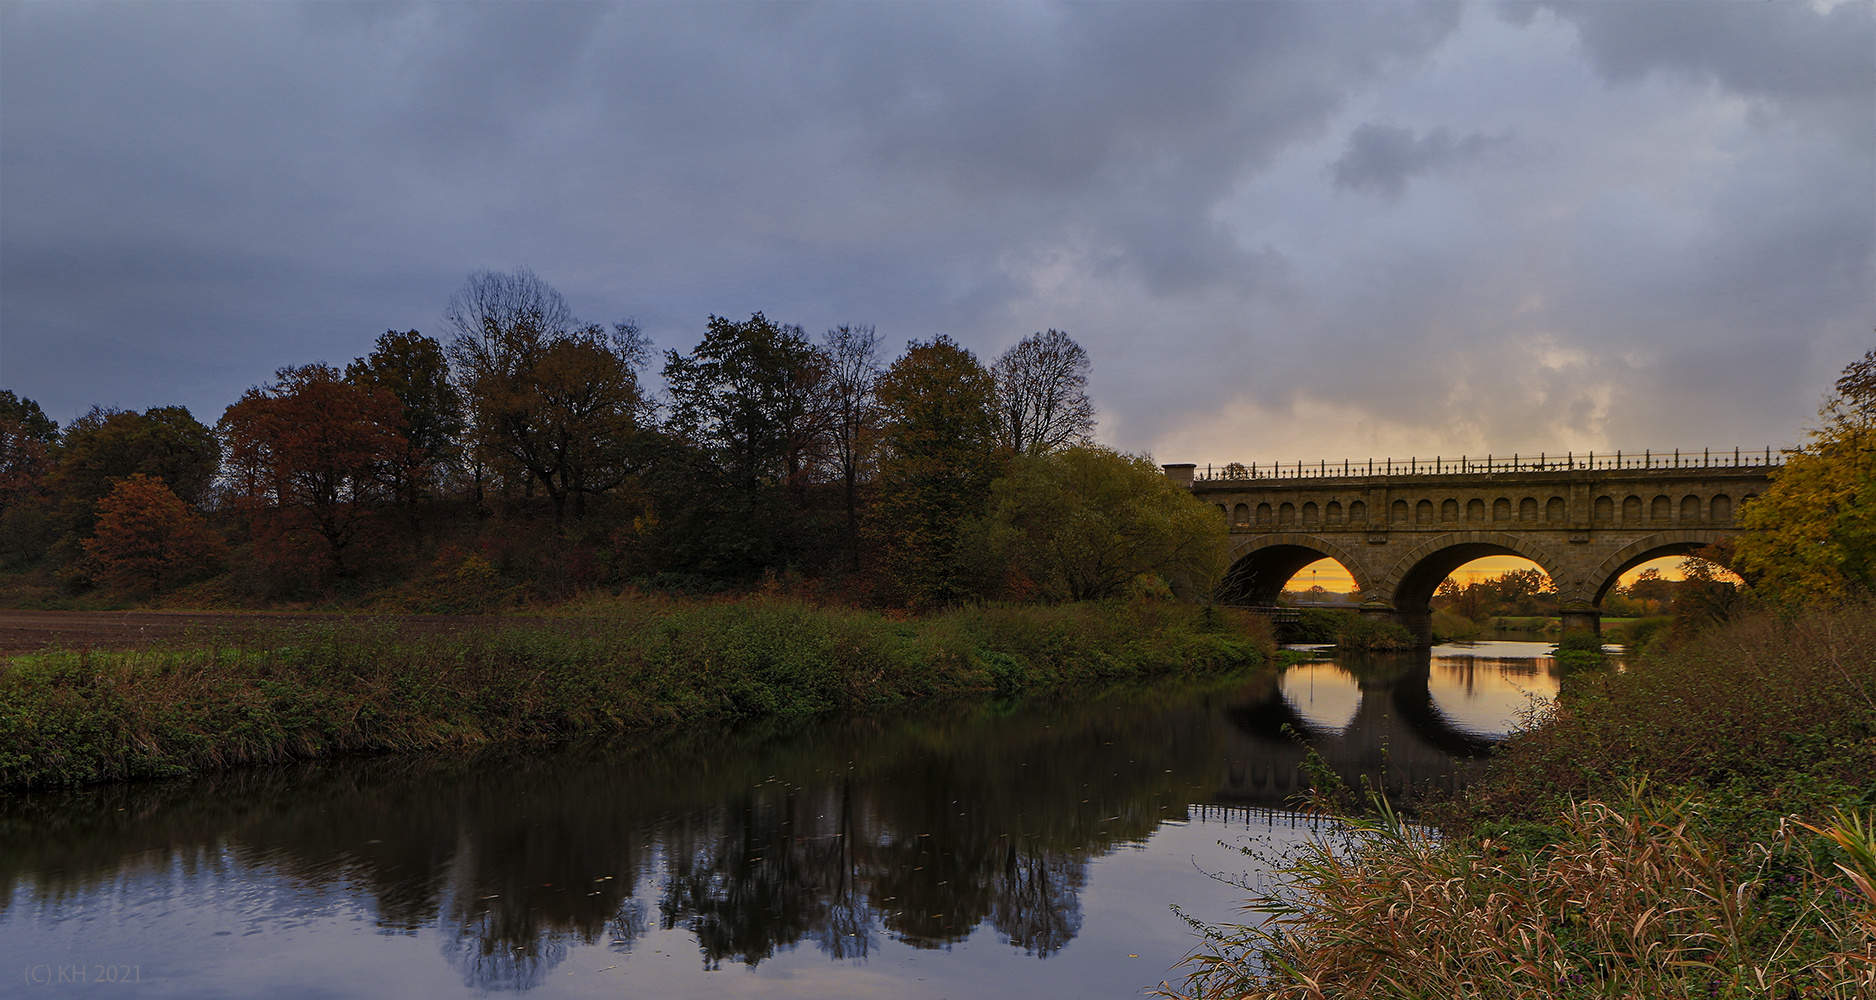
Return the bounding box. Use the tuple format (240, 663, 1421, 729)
(0, 642, 1563, 998)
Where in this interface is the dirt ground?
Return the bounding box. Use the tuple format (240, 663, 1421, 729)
(0, 609, 522, 655)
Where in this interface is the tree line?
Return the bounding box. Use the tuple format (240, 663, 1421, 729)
(0, 268, 1223, 607)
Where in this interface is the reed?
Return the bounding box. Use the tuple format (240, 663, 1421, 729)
(1163, 790, 1876, 999)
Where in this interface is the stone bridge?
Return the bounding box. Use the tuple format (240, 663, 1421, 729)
(1165, 450, 1779, 643)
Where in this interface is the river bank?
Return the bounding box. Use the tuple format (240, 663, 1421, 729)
(1164, 599, 1876, 999)
(0, 598, 1271, 790)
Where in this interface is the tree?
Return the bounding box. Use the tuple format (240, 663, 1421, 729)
(219, 364, 407, 579)
(46, 405, 222, 553)
(821, 324, 882, 569)
(663, 313, 830, 496)
(82, 474, 223, 592)
(0, 393, 58, 568)
(970, 446, 1228, 602)
(651, 313, 835, 577)
(445, 269, 651, 523)
(347, 329, 464, 526)
(52, 405, 221, 508)
(1733, 346, 1876, 602)
(990, 329, 1095, 456)
(875, 336, 1002, 604)
(0, 390, 58, 444)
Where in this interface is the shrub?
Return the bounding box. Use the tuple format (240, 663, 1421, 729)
(1334, 616, 1414, 651)
(1430, 609, 1483, 643)
(1285, 607, 1356, 644)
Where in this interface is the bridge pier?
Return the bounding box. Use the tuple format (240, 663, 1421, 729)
(1359, 598, 1434, 647)
(1559, 601, 1601, 637)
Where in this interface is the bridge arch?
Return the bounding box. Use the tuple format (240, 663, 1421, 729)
(1220, 533, 1375, 606)
(1588, 529, 1731, 604)
(1379, 531, 1568, 613)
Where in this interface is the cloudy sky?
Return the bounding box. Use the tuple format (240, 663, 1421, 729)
(3, 1, 1871, 469)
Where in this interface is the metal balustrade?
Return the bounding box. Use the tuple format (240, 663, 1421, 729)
(1190, 447, 1785, 482)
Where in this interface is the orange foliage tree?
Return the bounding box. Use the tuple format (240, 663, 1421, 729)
(218, 364, 407, 580)
(81, 473, 224, 592)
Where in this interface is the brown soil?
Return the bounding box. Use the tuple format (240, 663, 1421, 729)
(0, 610, 525, 655)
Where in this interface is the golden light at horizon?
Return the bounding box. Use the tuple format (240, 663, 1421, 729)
(1284, 555, 1734, 594)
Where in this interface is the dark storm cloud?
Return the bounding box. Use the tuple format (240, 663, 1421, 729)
(1330, 123, 1511, 200)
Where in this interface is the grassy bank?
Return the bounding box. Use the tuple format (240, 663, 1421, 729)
(1165, 600, 1876, 999)
(0, 598, 1270, 790)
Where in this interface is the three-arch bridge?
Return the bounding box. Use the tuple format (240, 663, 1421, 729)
(1165, 450, 1780, 644)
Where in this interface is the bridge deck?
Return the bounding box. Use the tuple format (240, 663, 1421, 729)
(1178, 447, 1782, 483)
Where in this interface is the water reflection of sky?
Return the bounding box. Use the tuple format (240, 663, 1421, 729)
(1278, 641, 1560, 740)
(1427, 642, 1561, 737)
(1278, 663, 1364, 732)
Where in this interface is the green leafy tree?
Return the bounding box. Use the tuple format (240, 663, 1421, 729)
(0, 390, 58, 444)
(663, 313, 830, 496)
(970, 445, 1227, 602)
(81, 473, 224, 592)
(648, 313, 834, 578)
(874, 336, 1002, 605)
(1733, 346, 1876, 601)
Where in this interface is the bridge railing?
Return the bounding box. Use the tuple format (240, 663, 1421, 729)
(1192, 447, 1784, 482)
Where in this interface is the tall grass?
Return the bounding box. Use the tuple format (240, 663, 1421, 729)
(1164, 791, 1876, 999)
(0, 599, 1270, 789)
(1165, 600, 1876, 999)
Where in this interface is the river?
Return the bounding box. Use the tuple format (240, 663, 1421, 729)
(0, 641, 1563, 998)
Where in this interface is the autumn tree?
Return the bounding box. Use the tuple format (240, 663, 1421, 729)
(1733, 346, 1876, 602)
(990, 329, 1095, 456)
(31, 404, 223, 576)
(218, 364, 407, 579)
(875, 336, 1002, 604)
(82, 473, 223, 592)
(968, 446, 1227, 602)
(0, 391, 59, 568)
(347, 329, 464, 527)
(50, 405, 221, 529)
(446, 269, 651, 523)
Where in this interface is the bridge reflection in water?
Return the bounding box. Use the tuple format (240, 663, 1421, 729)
(0, 647, 1556, 995)
(1220, 644, 1556, 806)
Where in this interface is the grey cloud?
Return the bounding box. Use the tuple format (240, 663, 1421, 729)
(1538, 0, 1874, 143)
(1330, 123, 1510, 200)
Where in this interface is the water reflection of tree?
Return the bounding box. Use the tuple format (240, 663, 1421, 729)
(1, 675, 1258, 983)
(991, 842, 1084, 956)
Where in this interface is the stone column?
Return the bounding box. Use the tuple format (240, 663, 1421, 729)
(1162, 463, 1196, 488)
(1559, 600, 1601, 637)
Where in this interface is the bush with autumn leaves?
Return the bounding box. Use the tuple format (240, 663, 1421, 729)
(79, 474, 224, 593)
